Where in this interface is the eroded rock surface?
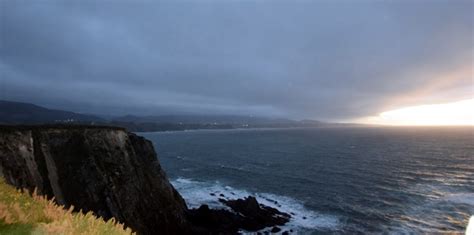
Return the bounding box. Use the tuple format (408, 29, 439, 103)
(0, 125, 190, 234)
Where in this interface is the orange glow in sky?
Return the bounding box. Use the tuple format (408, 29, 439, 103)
(359, 99, 474, 126)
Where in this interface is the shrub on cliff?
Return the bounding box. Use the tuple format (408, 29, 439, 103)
(0, 179, 133, 235)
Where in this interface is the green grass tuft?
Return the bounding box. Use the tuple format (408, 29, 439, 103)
(0, 179, 134, 235)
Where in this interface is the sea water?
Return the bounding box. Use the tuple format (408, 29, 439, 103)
(141, 127, 474, 234)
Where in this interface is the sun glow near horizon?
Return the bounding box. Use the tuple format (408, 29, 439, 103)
(358, 99, 474, 126)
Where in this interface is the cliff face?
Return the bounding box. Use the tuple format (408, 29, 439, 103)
(0, 126, 190, 234)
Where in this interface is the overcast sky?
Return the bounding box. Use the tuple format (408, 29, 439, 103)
(1, 0, 472, 121)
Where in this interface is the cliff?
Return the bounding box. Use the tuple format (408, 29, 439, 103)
(0, 125, 190, 234)
(0, 125, 290, 234)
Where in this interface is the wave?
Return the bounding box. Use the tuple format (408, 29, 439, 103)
(467, 216, 474, 235)
(442, 193, 474, 206)
(171, 177, 340, 233)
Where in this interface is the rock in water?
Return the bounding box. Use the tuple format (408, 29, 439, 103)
(220, 196, 291, 230)
(270, 226, 282, 233)
(0, 125, 190, 234)
(188, 196, 291, 234)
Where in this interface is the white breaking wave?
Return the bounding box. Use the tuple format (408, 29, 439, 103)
(467, 216, 474, 235)
(171, 177, 340, 233)
(443, 193, 474, 206)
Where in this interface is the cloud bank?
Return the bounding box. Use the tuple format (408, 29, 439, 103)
(1, 0, 472, 120)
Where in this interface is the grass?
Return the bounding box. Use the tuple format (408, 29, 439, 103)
(0, 179, 134, 235)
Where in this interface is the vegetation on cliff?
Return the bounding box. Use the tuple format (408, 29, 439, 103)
(0, 179, 133, 235)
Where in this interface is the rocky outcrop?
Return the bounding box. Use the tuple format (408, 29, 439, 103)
(188, 196, 290, 234)
(220, 196, 290, 230)
(0, 125, 290, 234)
(0, 125, 190, 234)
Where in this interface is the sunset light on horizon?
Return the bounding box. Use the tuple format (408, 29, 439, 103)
(359, 99, 474, 126)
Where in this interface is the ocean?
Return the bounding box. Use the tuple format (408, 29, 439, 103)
(140, 127, 474, 234)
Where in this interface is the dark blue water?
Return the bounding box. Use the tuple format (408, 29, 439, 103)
(141, 127, 474, 234)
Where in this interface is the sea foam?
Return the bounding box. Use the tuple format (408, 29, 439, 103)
(467, 216, 474, 235)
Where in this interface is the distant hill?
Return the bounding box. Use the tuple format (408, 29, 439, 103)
(109, 115, 327, 131)
(114, 114, 302, 126)
(0, 100, 103, 124)
(0, 100, 331, 131)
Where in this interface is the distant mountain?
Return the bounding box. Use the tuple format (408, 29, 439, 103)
(0, 100, 329, 130)
(0, 100, 103, 124)
(114, 114, 298, 125)
(110, 114, 327, 131)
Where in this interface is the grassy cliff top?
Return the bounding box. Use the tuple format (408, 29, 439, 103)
(0, 179, 133, 235)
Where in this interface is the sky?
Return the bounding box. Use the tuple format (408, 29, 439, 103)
(0, 0, 472, 122)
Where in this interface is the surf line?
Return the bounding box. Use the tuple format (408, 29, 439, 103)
(466, 215, 474, 235)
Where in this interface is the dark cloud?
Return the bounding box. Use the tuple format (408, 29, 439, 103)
(1, 0, 472, 120)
